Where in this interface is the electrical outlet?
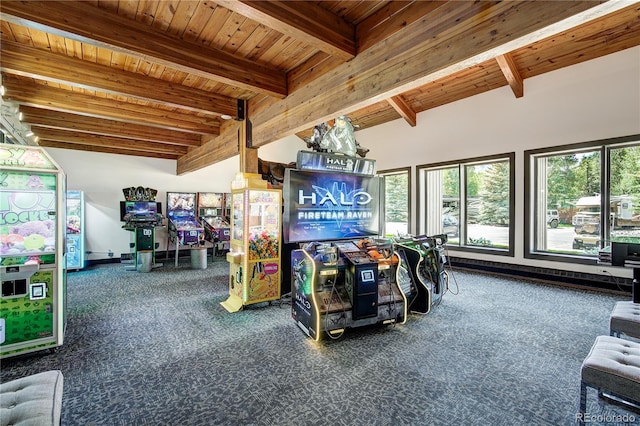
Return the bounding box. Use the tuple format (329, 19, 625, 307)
(108, 250, 114, 258)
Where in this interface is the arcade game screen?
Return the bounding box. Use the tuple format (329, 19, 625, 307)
(283, 169, 382, 244)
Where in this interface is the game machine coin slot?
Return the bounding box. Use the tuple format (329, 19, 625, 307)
(197, 192, 230, 257)
(66, 190, 85, 270)
(286, 118, 409, 340)
(0, 143, 67, 359)
(166, 192, 204, 267)
(221, 174, 282, 313)
(120, 186, 164, 272)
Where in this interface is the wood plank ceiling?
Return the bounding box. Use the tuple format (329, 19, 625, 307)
(1, 1, 639, 174)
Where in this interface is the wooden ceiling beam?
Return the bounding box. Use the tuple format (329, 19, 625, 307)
(32, 127, 189, 156)
(249, 1, 599, 145)
(216, 0, 355, 61)
(1, 75, 221, 135)
(495, 53, 524, 98)
(387, 95, 416, 127)
(356, 1, 447, 53)
(0, 0, 288, 98)
(178, 0, 627, 174)
(1, 40, 237, 118)
(19, 106, 202, 147)
(38, 140, 179, 160)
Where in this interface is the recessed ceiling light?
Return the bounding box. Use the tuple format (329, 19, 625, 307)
(220, 114, 232, 120)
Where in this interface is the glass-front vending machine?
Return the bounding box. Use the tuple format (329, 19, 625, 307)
(0, 143, 67, 359)
(66, 190, 85, 270)
(221, 173, 282, 313)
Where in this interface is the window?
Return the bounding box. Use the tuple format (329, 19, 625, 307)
(418, 153, 514, 255)
(526, 135, 640, 262)
(378, 167, 410, 237)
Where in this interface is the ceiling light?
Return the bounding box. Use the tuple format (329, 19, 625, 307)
(25, 130, 34, 137)
(220, 114, 232, 120)
(33, 136, 39, 143)
(18, 112, 24, 121)
(0, 85, 5, 96)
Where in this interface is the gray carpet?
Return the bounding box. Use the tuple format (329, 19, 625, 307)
(1, 256, 638, 426)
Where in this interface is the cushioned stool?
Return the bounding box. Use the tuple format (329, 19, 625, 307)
(579, 336, 640, 424)
(0, 370, 64, 426)
(610, 301, 640, 339)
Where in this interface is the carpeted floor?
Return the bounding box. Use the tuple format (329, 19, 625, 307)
(1, 256, 638, 425)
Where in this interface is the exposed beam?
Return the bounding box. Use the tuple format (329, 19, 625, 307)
(1, 40, 237, 118)
(0, 0, 288, 98)
(0, 40, 237, 117)
(387, 96, 416, 127)
(178, 0, 628, 174)
(38, 140, 179, 160)
(253, 1, 632, 145)
(495, 53, 524, 98)
(1, 75, 221, 135)
(32, 127, 189, 156)
(19, 106, 202, 147)
(356, 1, 447, 52)
(216, 0, 355, 61)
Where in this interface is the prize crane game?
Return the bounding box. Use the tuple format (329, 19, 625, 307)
(66, 190, 85, 271)
(120, 186, 164, 272)
(0, 144, 67, 359)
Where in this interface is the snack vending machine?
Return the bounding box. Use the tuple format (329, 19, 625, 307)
(66, 190, 85, 270)
(0, 143, 67, 359)
(221, 173, 282, 313)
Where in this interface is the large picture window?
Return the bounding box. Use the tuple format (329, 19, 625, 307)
(417, 153, 514, 255)
(526, 135, 640, 261)
(379, 167, 410, 237)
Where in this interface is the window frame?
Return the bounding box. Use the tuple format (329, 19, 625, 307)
(524, 134, 640, 264)
(378, 166, 412, 237)
(417, 152, 515, 257)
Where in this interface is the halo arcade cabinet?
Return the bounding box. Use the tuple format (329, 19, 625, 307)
(166, 192, 204, 267)
(197, 192, 230, 257)
(0, 144, 67, 359)
(394, 234, 449, 313)
(286, 151, 410, 341)
(121, 186, 164, 271)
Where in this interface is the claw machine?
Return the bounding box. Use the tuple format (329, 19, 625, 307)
(0, 143, 67, 359)
(221, 173, 282, 312)
(66, 190, 85, 270)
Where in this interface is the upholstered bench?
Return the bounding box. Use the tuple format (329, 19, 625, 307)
(0, 370, 64, 426)
(579, 336, 640, 423)
(610, 301, 640, 339)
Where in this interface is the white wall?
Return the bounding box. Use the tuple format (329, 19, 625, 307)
(357, 46, 640, 278)
(46, 134, 303, 261)
(46, 46, 640, 278)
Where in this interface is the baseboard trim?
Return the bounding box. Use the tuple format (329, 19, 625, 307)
(448, 256, 632, 296)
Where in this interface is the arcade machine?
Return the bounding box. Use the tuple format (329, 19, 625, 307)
(121, 186, 164, 271)
(166, 192, 204, 267)
(393, 234, 449, 314)
(221, 173, 282, 313)
(286, 131, 411, 340)
(66, 190, 85, 270)
(0, 143, 67, 359)
(197, 192, 230, 256)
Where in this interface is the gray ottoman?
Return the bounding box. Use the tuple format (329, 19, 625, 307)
(0, 370, 64, 426)
(579, 336, 640, 424)
(610, 301, 640, 339)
